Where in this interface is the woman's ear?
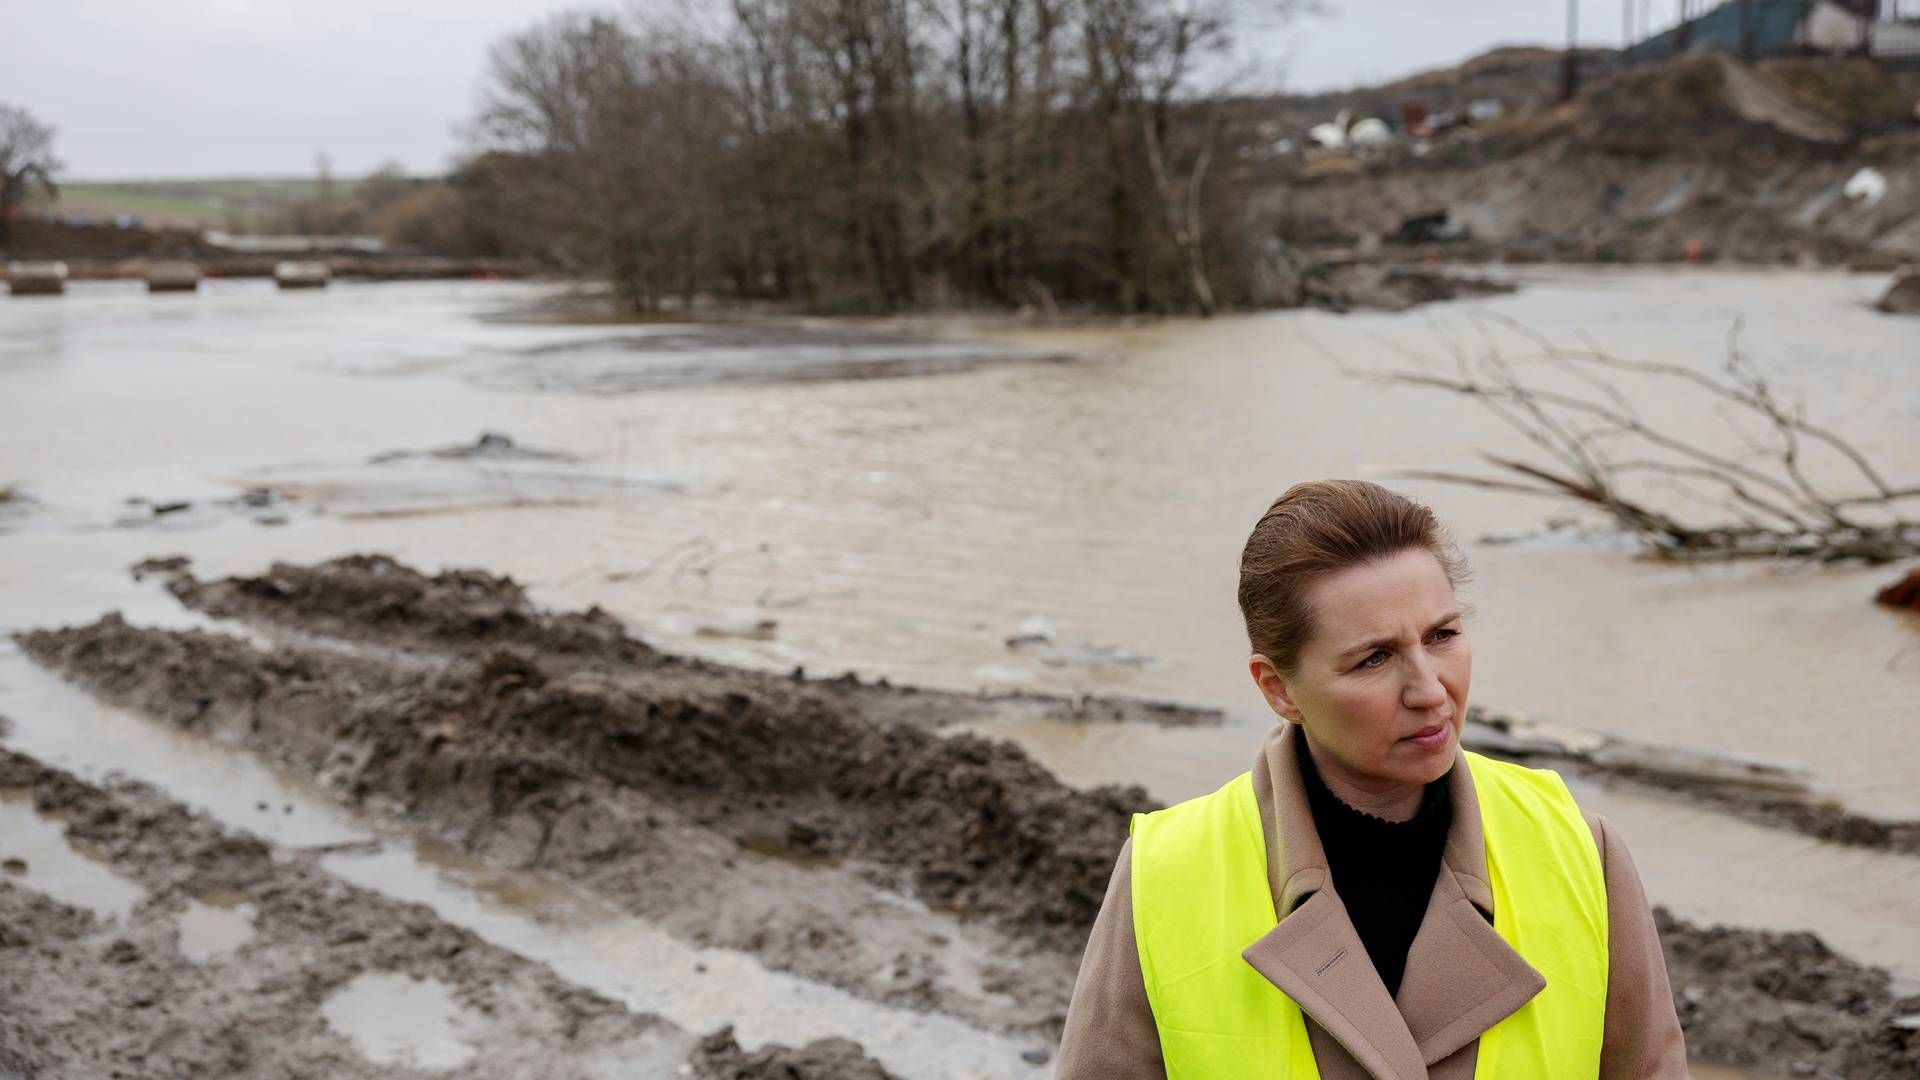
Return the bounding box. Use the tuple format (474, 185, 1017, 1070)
(1248, 654, 1301, 722)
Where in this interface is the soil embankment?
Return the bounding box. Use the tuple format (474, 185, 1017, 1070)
(1257, 50, 1920, 273)
(9, 553, 1920, 1075)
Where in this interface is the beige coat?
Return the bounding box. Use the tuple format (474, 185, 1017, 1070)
(1056, 722, 1688, 1079)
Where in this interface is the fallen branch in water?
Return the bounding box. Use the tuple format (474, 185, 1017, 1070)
(1331, 314, 1920, 563)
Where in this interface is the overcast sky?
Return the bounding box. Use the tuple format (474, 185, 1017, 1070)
(2, 0, 1682, 180)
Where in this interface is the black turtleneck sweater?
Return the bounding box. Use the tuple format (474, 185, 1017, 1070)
(1294, 732, 1452, 997)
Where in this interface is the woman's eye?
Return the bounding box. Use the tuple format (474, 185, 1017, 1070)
(1358, 650, 1389, 669)
(1431, 628, 1460, 643)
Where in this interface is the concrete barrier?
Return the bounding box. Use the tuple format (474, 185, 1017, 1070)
(145, 260, 202, 293)
(273, 261, 330, 289)
(4, 261, 69, 297)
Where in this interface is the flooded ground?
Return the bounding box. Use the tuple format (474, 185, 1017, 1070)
(2, 270, 1917, 1074)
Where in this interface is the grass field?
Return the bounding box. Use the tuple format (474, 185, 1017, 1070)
(33, 177, 367, 230)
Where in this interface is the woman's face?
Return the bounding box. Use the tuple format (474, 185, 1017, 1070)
(1251, 548, 1470, 792)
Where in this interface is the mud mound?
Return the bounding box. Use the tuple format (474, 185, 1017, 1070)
(1271, 51, 1920, 266)
(1659, 907, 1920, 1078)
(155, 554, 1222, 731)
(1879, 270, 1920, 316)
(691, 1026, 897, 1080)
(19, 613, 1144, 952)
(1877, 565, 1920, 610)
(165, 553, 663, 665)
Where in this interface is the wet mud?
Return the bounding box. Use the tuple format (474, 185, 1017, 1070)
(1659, 908, 1920, 1078)
(20, 555, 1167, 1038)
(690, 1026, 899, 1080)
(11, 553, 1920, 1076)
(0, 745, 696, 1078)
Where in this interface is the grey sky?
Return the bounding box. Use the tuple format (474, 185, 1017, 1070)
(3, 0, 1680, 180)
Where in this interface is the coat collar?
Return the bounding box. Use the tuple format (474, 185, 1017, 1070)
(1239, 722, 1545, 1079)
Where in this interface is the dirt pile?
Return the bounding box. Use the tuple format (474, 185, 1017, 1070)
(1659, 907, 1920, 1077)
(691, 1026, 898, 1080)
(162, 552, 666, 664)
(1879, 269, 1920, 315)
(1264, 50, 1920, 265)
(159, 553, 1220, 732)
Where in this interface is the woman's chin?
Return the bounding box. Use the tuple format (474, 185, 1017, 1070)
(1384, 735, 1457, 783)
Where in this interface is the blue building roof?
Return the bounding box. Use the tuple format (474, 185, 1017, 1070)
(1623, 0, 1813, 63)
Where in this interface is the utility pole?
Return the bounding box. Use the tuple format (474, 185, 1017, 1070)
(1562, 0, 1581, 102)
(1740, 0, 1754, 58)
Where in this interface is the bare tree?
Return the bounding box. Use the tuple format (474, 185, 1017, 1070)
(0, 104, 62, 250)
(1337, 315, 1920, 562)
(462, 0, 1310, 313)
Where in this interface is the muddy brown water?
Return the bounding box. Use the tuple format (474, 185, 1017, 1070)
(1, 272, 1917, 1070)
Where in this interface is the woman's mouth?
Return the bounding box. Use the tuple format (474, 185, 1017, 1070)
(1403, 722, 1451, 749)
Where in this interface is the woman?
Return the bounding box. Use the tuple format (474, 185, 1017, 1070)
(1057, 479, 1687, 1079)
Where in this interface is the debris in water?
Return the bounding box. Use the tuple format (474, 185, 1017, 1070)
(1878, 270, 1920, 317)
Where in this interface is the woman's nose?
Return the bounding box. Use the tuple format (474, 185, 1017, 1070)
(1402, 654, 1448, 709)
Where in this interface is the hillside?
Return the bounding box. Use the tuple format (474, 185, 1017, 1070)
(1247, 48, 1920, 270)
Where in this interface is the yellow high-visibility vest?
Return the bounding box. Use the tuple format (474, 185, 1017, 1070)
(1129, 750, 1608, 1078)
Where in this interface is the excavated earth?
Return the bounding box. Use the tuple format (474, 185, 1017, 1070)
(7, 554, 1920, 1076)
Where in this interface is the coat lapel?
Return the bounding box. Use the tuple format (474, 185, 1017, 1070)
(1238, 723, 1546, 1079)
(1242, 886, 1428, 1080)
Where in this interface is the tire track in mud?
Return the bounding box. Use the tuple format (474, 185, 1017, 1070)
(22, 555, 1166, 1042)
(0, 746, 895, 1079)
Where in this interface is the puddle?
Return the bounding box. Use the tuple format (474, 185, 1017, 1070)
(321, 971, 479, 1070)
(321, 842, 1046, 1080)
(0, 786, 146, 922)
(0, 652, 1047, 1080)
(176, 895, 256, 961)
